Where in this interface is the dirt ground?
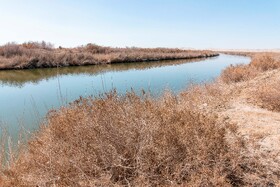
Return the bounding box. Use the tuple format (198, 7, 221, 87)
(220, 69, 280, 174)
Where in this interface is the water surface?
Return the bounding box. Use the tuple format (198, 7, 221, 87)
(0, 54, 250, 137)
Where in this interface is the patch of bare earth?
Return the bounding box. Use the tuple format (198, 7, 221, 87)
(221, 70, 280, 179)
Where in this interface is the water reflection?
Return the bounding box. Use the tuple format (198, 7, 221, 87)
(0, 58, 205, 87)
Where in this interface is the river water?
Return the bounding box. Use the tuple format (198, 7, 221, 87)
(0, 54, 250, 137)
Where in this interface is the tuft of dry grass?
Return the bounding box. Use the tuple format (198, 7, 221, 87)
(256, 80, 280, 112)
(221, 64, 259, 84)
(251, 54, 280, 71)
(0, 91, 276, 186)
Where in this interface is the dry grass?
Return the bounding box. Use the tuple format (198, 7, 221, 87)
(220, 64, 259, 84)
(1, 52, 280, 186)
(251, 54, 280, 71)
(256, 80, 280, 112)
(0, 90, 276, 186)
(221, 52, 280, 84)
(0, 42, 218, 70)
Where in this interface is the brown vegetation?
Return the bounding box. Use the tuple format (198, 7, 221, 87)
(221, 51, 280, 112)
(256, 80, 280, 112)
(220, 64, 259, 84)
(251, 54, 280, 71)
(219, 69, 280, 186)
(1, 52, 280, 186)
(0, 91, 274, 186)
(0, 42, 218, 70)
(221, 52, 280, 83)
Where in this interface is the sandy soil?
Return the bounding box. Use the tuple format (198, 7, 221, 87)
(220, 70, 280, 173)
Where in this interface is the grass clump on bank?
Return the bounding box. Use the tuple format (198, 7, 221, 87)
(251, 54, 280, 71)
(220, 64, 259, 84)
(221, 53, 280, 84)
(0, 42, 218, 70)
(0, 91, 271, 186)
(256, 80, 280, 112)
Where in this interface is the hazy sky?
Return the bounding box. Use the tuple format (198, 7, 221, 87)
(0, 0, 279, 49)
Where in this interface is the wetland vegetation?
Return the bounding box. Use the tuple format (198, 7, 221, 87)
(0, 42, 218, 70)
(1, 52, 280, 186)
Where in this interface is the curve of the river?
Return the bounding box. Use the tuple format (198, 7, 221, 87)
(0, 54, 251, 138)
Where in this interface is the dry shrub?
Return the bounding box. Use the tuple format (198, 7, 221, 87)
(251, 54, 280, 71)
(22, 41, 54, 50)
(0, 43, 23, 58)
(1, 92, 273, 186)
(180, 82, 230, 112)
(221, 64, 259, 84)
(256, 81, 280, 112)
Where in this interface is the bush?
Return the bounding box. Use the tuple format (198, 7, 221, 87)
(22, 41, 54, 50)
(221, 64, 259, 83)
(251, 54, 280, 71)
(0, 43, 24, 58)
(256, 81, 280, 112)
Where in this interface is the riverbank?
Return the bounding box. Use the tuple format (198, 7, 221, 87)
(1, 53, 280, 186)
(0, 42, 218, 70)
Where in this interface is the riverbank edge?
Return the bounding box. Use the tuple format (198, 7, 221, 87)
(0, 53, 219, 71)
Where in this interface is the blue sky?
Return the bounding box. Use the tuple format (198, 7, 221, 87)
(0, 0, 279, 49)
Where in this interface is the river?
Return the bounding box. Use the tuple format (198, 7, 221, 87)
(0, 54, 250, 138)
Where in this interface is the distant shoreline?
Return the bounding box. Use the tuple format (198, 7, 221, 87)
(0, 42, 219, 70)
